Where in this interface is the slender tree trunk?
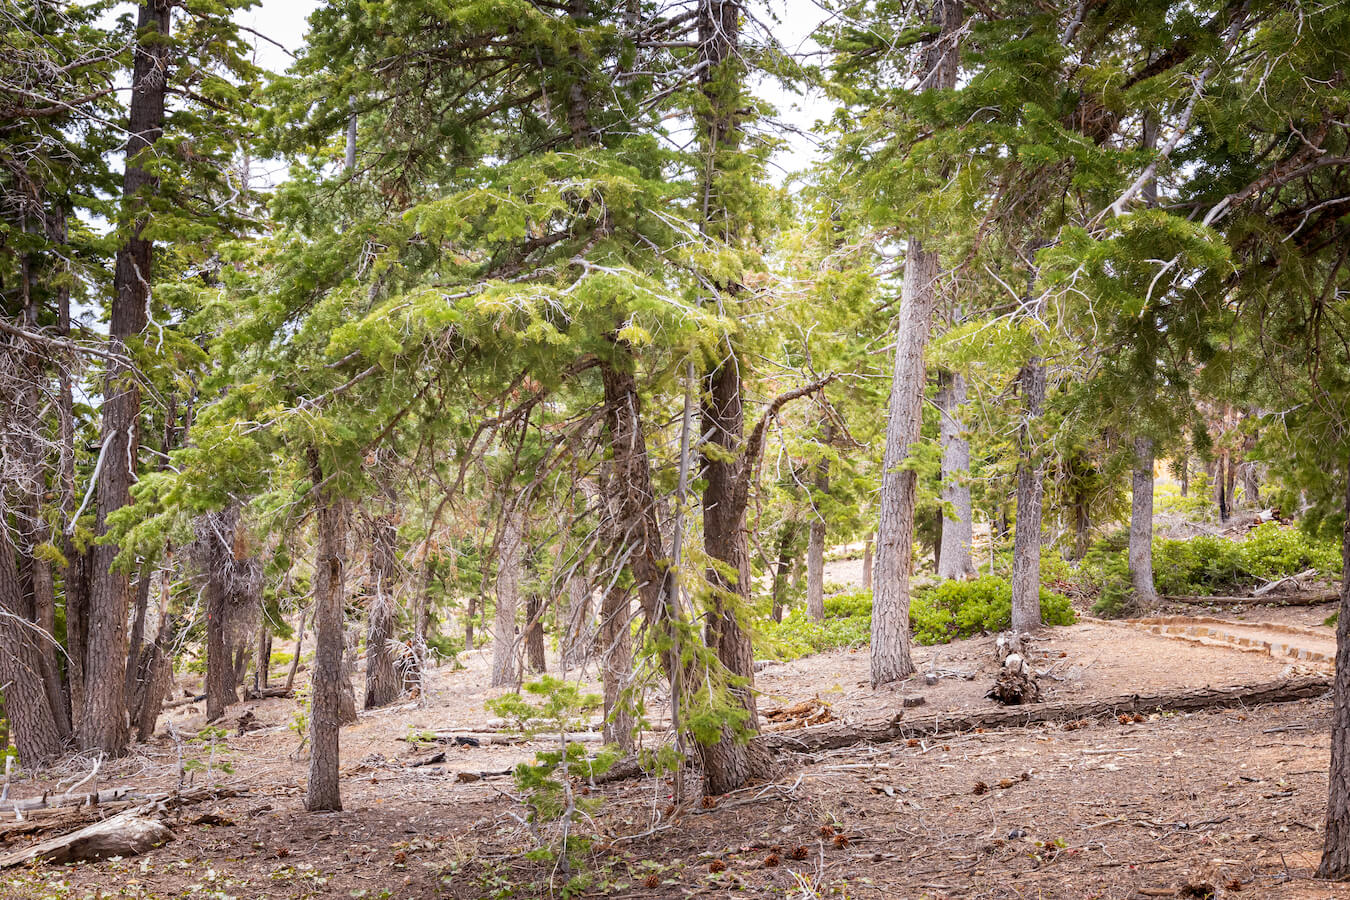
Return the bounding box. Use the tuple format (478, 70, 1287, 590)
(490, 506, 524, 688)
(1179, 452, 1189, 497)
(364, 514, 400, 709)
(81, 0, 171, 756)
(524, 594, 546, 673)
(1129, 436, 1159, 607)
(598, 583, 634, 752)
(560, 573, 593, 670)
(862, 537, 874, 591)
(124, 565, 153, 709)
(1010, 353, 1047, 633)
(770, 522, 798, 623)
(807, 424, 831, 620)
(936, 370, 976, 579)
(306, 450, 347, 812)
(338, 627, 358, 725)
(1318, 453, 1350, 878)
(283, 606, 308, 694)
(872, 0, 962, 687)
(255, 626, 270, 692)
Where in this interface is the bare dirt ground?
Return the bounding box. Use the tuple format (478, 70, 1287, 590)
(3, 549, 1347, 899)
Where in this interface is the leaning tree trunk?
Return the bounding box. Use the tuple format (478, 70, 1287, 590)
(364, 514, 400, 709)
(1129, 435, 1159, 607)
(1318, 453, 1350, 878)
(807, 423, 831, 621)
(936, 370, 976, 580)
(871, 0, 962, 688)
(490, 506, 524, 688)
(1010, 352, 1047, 633)
(80, 0, 170, 757)
(306, 451, 348, 813)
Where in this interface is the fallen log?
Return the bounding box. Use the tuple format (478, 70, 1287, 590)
(1163, 590, 1339, 607)
(755, 676, 1331, 754)
(402, 731, 605, 746)
(1253, 569, 1318, 597)
(0, 787, 136, 814)
(0, 808, 173, 867)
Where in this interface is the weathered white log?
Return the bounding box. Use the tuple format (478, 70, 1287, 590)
(0, 809, 173, 867)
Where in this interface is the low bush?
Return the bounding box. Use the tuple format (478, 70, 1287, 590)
(759, 579, 1075, 660)
(911, 577, 1075, 646)
(1153, 523, 1340, 596)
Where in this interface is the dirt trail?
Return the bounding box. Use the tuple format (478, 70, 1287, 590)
(1116, 615, 1336, 667)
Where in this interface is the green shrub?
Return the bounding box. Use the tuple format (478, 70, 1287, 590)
(911, 577, 1075, 645)
(758, 608, 871, 660)
(1081, 544, 1134, 618)
(823, 590, 872, 619)
(1152, 524, 1340, 596)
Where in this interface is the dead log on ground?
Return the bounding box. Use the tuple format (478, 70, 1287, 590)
(0, 809, 173, 866)
(756, 676, 1330, 754)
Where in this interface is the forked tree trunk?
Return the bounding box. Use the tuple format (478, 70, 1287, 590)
(1010, 353, 1047, 633)
(936, 370, 976, 579)
(807, 424, 831, 621)
(490, 507, 524, 688)
(80, 0, 171, 757)
(306, 450, 348, 812)
(364, 514, 400, 709)
(871, 0, 962, 688)
(1129, 436, 1158, 607)
(1318, 454, 1350, 878)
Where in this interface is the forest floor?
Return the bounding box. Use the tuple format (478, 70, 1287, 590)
(4, 562, 1349, 898)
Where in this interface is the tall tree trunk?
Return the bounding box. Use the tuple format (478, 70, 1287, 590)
(0, 530, 63, 766)
(936, 370, 976, 579)
(306, 450, 347, 812)
(1318, 453, 1350, 878)
(807, 423, 831, 621)
(862, 537, 874, 591)
(80, 0, 171, 756)
(1010, 351, 1047, 633)
(338, 627, 358, 725)
(560, 573, 593, 671)
(124, 565, 153, 708)
(1129, 436, 1159, 607)
(490, 506, 524, 688)
(871, 0, 962, 688)
(364, 514, 399, 709)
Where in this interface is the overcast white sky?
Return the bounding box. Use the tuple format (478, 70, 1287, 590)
(228, 0, 833, 180)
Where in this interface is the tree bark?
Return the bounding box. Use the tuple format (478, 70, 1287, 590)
(306, 450, 348, 812)
(597, 583, 635, 752)
(862, 537, 874, 591)
(770, 521, 799, 623)
(204, 563, 236, 723)
(1129, 436, 1159, 607)
(560, 573, 593, 671)
(0, 531, 64, 766)
(124, 566, 153, 711)
(871, 0, 962, 687)
(80, 0, 171, 757)
(490, 506, 524, 688)
(807, 424, 831, 620)
(1010, 353, 1047, 633)
(363, 514, 400, 709)
(936, 370, 976, 579)
(524, 594, 546, 674)
(1318, 453, 1350, 878)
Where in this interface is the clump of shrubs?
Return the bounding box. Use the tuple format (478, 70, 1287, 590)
(757, 580, 1076, 661)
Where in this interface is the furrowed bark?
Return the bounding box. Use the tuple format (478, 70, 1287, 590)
(364, 514, 400, 709)
(1129, 435, 1159, 607)
(1318, 453, 1350, 878)
(871, 0, 963, 687)
(80, 0, 171, 756)
(306, 450, 348, 812)
(490, 505, 524, 688)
